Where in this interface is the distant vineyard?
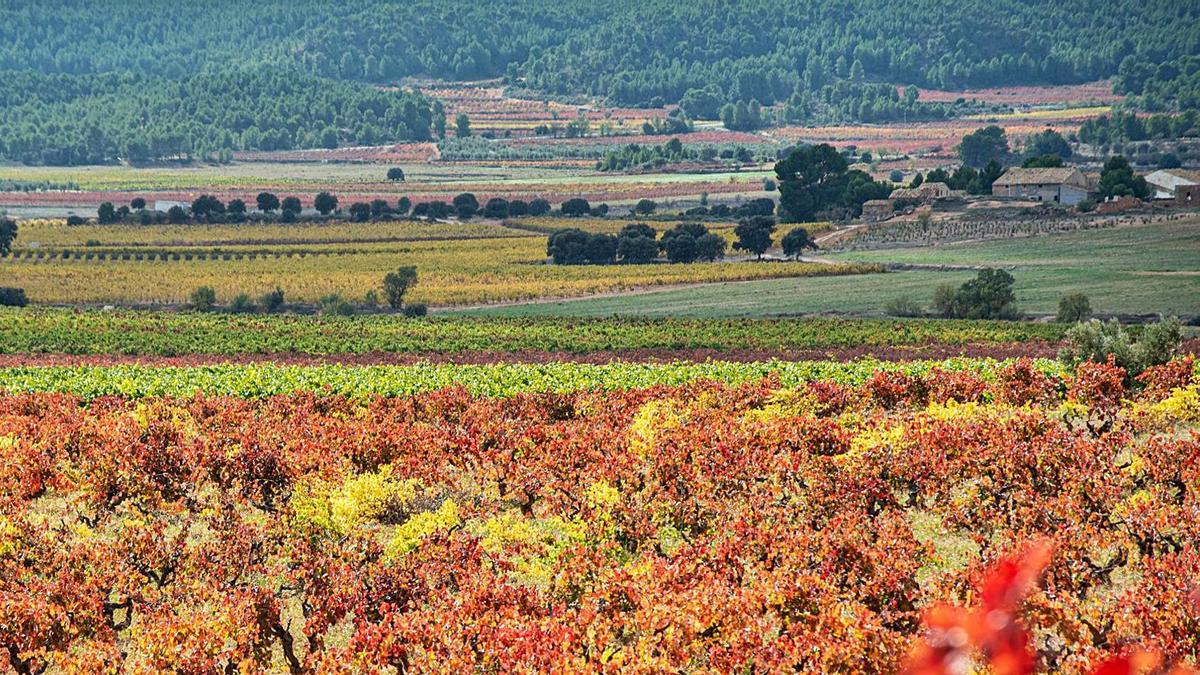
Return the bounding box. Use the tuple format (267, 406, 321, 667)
(839, 214, 1119, 249)
(0, 233, 880, 305)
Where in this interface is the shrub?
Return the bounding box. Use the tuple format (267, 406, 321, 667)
(348, 202, 371, 222)
(633, 199, 657, 215)
(229, 293, 256, 314)
(318, 294, 354, 316)
(1059, 317, 1182, 380)
(995, 358, 1059, 407)
(885, 296, 924, 318)
(932, 283, 957, 317)
(0, 287, 28, 307)
(935, 269, 1018, 320)
(1056, 293, 1092, 323)
(259, 287, 285, 313)
(190, 286, 217, 312)
(402, 303, 428, 318)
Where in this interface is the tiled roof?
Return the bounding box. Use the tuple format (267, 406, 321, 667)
(992, 167, 1084, 186)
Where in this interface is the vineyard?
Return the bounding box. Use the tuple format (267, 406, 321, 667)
(838, 213, 1120, 250)
(420, 82, 661, 137)
(770, 110, 1097, 158)
(0, 232, 876, 306)
(912, 80, 1124, 106)
(0, 310, 1069, 357)
(0, 354, 1198, 670)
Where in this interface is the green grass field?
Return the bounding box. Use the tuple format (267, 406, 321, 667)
(457, 221, 1200, 318)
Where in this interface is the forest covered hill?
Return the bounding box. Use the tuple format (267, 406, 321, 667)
(1, 0, 1198, 164)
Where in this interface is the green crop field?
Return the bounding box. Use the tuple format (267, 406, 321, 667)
(459, 221, 1200, 318)
(0, 309, 1068, 357)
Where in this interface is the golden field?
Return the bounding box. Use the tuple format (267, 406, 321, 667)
(4, 220, 873, 306)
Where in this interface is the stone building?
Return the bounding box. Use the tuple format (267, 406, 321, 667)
(990, 167, 1090, 205)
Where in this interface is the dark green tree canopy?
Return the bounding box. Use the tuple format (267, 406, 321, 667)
(732, 216, 776, 259)
(1097, 155, 1151, 200)
(0, 218, 17, 256)
(775, 144, 849, 223)
(776, 144, 890, 222)
(780, 228, 816, 258)
(382, 266, 418, 309)
(314, 192, 338, 215)
(958, 126, 1009, 168)
(1024, 129, 1072, 160)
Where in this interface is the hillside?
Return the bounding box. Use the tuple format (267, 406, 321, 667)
(1, 0, 1198, 164)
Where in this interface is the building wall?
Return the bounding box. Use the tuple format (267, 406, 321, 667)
(995, 183, 1088, 205)
(1059, 184, 1088, 206)
(1176, 184, 1200, 207)
(861, 201, 894, 221)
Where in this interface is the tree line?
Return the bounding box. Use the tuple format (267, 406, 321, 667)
(0, 68, 435, 165)
(547, 218, 816, 265)
(1, 0, 1197, 163)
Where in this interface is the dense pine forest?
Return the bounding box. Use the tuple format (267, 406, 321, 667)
(1, 0, 1198, 164)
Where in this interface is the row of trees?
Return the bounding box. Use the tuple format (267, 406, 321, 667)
(89, 192, 564, 225)
(1078, 110, 1200, 146)
(596, 138, 760, 171)
(547, 218, 816, 265)
(547, 223, 726, 265)
(188, 267, 421, 316)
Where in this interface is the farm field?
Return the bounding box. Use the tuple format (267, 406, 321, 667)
(12, 219, 530, 248)
(769, 106, 1102, 158)
(0, 354, 1197, 669)
(5, 1, 1200, 671)
(912, 80, 1124, 106)
(0, 227, 873, 306)
(0, 309, 1069, 358)
(464, 219, 1200, 318)
(0, 162, 774, 217)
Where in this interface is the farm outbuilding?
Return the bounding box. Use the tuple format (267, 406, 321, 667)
(889, 182, 951, 203)
(991, 167, 1090, 205)
(861, 199, 895, 221)
(1145, 169, 1200, 203)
